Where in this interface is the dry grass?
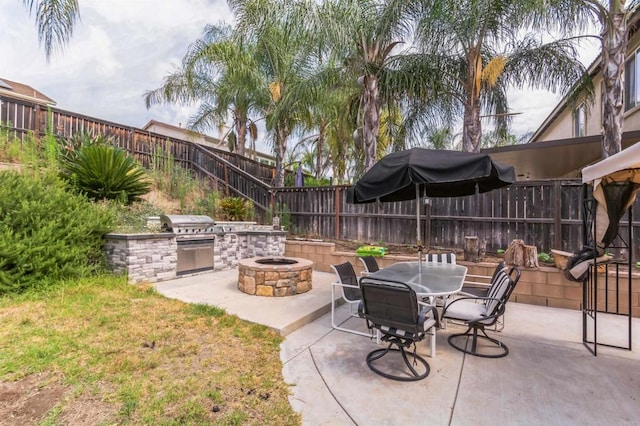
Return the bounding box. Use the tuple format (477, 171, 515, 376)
(0, 275, 300, 425)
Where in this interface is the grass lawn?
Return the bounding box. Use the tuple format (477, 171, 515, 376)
(0, 275, 300, 425)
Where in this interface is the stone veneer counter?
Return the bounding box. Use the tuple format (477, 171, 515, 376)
(237, 257, 313, 296)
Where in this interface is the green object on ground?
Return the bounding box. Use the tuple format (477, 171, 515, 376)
(356, 245, 387, 257)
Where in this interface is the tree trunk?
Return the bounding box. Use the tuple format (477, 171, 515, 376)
(273, 125, 289, 187)
(504, 239, 539, 268)
(316, 122, 326, 178)
(601, 2, 627, 158)
(462, 48, 482, 153)
(464, 236, 480, 262)
(504, 239, 525, 267)
(524, 245, 539, 268)
(362, 74, 380, 171)
(235, 112, 247, 157)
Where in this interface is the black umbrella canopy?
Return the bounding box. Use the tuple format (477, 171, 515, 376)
(348, 148, 515, 203)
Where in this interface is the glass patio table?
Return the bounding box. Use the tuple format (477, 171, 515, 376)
(364, 261, 468, 357)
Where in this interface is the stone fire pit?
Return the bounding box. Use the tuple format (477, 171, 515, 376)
(238, 257, 313, 296)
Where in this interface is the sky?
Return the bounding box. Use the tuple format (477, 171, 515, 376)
(1, 0, 600, 153)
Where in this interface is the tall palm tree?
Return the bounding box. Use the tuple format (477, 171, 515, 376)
(310, 0, 430, 171)
(21, 0, 80, 61)
(415, 0, 593, 153)
(229, 0, 319, 187)
(581, 0, 640, 157)
(144, 23, 268, 157)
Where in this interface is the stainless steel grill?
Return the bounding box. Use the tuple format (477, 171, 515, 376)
(160, 215, 216, 276)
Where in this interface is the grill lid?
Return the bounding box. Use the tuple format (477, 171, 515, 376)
(160, 215, 215, 234)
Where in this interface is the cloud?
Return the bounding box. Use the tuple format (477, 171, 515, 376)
(0, 0, 602, 151)
(0, 0, 233, 130)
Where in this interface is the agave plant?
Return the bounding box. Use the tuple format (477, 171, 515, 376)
(60, 144, 151, 204)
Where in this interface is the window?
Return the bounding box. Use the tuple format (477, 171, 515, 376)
(625, 49, 640, 110)
(573, 104, 586, 137)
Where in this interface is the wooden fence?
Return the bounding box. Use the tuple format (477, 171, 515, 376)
(275, 181, 640, 260)
(0, 95, 276, 184)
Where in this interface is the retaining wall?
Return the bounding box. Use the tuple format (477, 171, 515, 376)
(285, 240, 640, 317)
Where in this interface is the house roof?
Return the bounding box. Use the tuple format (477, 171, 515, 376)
(0, 77, 56, 106)
(483, 131, 640, 180)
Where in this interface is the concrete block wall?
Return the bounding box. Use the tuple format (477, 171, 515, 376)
(104, 233, 177, 284)
(285, 240, 640, 317)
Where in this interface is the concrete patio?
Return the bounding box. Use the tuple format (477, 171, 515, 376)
(154, 269, 640, 425)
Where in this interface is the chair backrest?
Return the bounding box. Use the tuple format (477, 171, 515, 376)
(359, 256, 380, 273)
(330, 262, 361, 302)
(484, 266, 520, 316)
(359, 277, 422, 338)
(424, 252, 456, 264)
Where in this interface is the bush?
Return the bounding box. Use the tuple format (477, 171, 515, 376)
(108, 200, 164, 233)
(0, 171, 117, 294)
(60, 144, 151, 204)
(218, 197, 254, 221)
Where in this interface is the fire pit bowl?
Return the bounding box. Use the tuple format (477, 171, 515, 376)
(238, 257, 313, 296)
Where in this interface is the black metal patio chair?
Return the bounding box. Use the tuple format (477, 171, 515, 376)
(358, 277, 439, 381)
(358, 255, 380, 276)
(442, 266, 520, 358)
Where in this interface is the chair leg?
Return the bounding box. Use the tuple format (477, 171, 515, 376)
(447, 325, 509, 358)
(366, 342, 430, 381)
(331, 285, 371, 338)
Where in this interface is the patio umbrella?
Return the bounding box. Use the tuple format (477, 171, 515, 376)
(347, 148, 515, 254)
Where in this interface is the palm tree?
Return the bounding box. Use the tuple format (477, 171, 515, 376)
(581, 0, 640, 157)
(229, 0, 319, 187)
(21, 0, 80, 61)
(310, 0, 429, 171)
(144, 23, 268, 157)
(414, 0, 593, 153)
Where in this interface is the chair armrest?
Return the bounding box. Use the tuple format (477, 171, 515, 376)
(332, 282, 360, 290)
(418, 303, 440, 329)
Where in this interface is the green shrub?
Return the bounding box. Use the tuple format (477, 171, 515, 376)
(187, 192, 220, 218)
(108, 200, 164, 233)
(0, 171, 117, 294)
(218, 197, 254, 221)
(60, 144, 151, 204)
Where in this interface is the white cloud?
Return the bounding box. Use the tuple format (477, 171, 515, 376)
(0, 0, 233, 131)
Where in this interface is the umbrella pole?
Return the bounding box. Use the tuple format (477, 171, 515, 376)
(416, 185, 423, 270)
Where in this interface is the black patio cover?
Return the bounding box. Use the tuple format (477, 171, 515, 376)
(347, 148, 516, 203)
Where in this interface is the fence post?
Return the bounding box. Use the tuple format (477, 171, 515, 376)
(554, 180, 562, 250)
(335, 186, 340, 240)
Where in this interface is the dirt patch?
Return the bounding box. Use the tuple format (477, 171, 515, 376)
(140, 189, 181, 214)
(0, 374, 65, 425)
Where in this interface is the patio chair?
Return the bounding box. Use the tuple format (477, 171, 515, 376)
(424, 252, 457, 264)
(330, 262, 370, 337)
(424, 251, 457, 310)
(358, 255, 380, 277)
(442, 266, 520, 358)
(358, 277, 439, 381)
(459, 261, 507, 331)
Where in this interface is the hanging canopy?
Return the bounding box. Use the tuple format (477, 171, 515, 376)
(347, 148, 515, 204)
(568, 144, 640, 280)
